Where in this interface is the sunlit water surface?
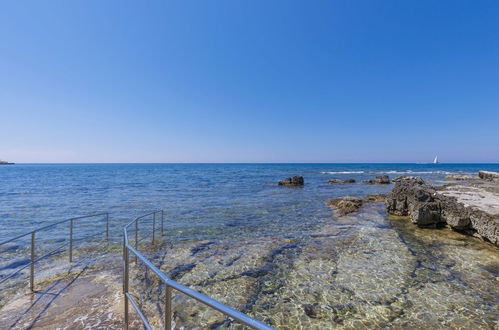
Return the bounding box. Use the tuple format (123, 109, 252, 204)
(1, 164, 498, 328)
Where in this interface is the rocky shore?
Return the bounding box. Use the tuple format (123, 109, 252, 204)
(385, 174, 499, 245)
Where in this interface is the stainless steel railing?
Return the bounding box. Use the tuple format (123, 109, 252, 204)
(0, 212, 109, 291)
(123, 211, 274, 330)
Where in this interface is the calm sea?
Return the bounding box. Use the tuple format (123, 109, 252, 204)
(2, 163, 499, 328)
(1, 163, 498, 242)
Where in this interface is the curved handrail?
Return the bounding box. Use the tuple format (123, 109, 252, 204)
(123, 210, 274, 330)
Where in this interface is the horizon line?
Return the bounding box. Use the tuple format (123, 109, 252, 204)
(6, 162, 499, 165)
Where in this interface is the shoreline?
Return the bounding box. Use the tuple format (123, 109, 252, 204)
(385, 173, 499, 246)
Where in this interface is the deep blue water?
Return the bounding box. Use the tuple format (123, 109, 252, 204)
(1, 163, 498, 244)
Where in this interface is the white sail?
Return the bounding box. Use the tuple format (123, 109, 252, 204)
(433, 156, 439, 164)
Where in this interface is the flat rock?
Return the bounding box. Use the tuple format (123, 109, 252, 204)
(328, 179, 356, 184)
(438, 185, 499, 216)
(478, 170, 499, 181)
(444, 174, 476, 181)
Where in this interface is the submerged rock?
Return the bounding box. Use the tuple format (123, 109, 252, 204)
(328, 179, 356, 184)
(385, 177, 499, 245)
(478, 170, 499, 181)
(302, 303, 328, 319)
(364, 175, 390, 184)
(364, 194, 386, 203)
(326, 197, 363, 216)
(278, 176, 304, 186)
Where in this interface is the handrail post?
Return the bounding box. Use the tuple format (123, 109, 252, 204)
(165, 285, 172, 330)
(69, 219, 73, 262)
(30, 232, 35, 292)
(124, 239, 130, 329)
(161, 210, 164, 236)
(106, 213, 109, 240)
(135, 219, 138, 248)
(135, 219, 138, 263)
(152, 212, 156, 244)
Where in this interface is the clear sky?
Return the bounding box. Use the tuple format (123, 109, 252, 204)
(1, 0, 498, 163)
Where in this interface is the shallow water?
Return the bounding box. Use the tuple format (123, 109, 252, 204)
(133, 203, 498, 329)
(1, 163, 498, 328)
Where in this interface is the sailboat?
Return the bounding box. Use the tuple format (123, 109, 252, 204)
(433, 156, 439, 164)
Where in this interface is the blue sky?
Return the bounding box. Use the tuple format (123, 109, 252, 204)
(1, 0, 498, 163)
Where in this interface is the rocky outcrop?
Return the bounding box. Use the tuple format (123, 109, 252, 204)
(479, 171, 499, 181)
(278, 176, 304, 186)
(328, 179, 355, 184)
(364, 175, 390, 184)
(386, 177, 499, 245)
(326, 197, 363, 216)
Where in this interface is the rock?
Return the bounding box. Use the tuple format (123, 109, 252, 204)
(411, 202, 444, 227)
(278, 176, 304, 186)
(364, 194, 386, 202)
(444, 174, 475, 181)
(386, 177, 499, 245)
(438, 183, 499, 242)
(328, 179, 356, 184)
(302, 303, 328, 319)
(478, 170, 499, 181)
(392, 176, 425, 184)
(326, 196, 363, 216)
(364, 175, 390, 184)
(385, 177, 445, 227)
(469, 210, 498, 244)
(439, 196, 471, 229)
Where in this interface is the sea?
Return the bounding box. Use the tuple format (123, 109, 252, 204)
(1, 163, 498, 328)
(1, 163, 498, 241)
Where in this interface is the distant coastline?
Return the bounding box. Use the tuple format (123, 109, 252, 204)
(0, 160, 14, 165)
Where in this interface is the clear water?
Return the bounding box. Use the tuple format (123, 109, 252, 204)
(1, 163, 498, 328)
(2, 163, 498, 242)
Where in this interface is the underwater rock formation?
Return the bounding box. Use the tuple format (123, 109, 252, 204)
(328, 179, 356, 184)
(326, 196, 363, 216)
(364, 194, 386, 203)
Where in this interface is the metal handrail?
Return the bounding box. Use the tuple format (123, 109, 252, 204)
(123, 210, 274, 330)
(0, 212, 109, 291)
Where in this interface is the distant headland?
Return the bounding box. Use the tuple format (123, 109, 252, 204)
(0, 160, 15, 165)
